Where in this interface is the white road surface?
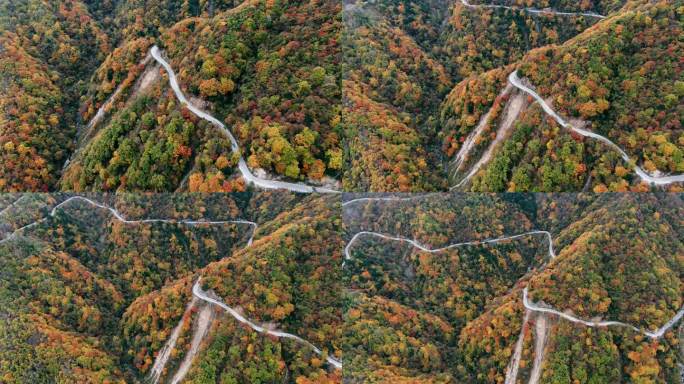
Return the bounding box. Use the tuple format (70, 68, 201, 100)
(0, 196, 257, 247)
(192, 278, 342, 369)
(509, 71, 684, 185)
(460, 0, 606, 18)
(344, 230, 555, 266)
(150, 46, 338, 194)
(523, 287, 684, 339)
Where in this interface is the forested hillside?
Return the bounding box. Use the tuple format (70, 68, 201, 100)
(442, 0, 683, 192)
(0, 0, 110, 191)
(155, 0, 341, 188)
(1, 0, 681, 192)
(0, 193, 342, 383)
(342, 0, 683, 192)
(3, 1, 684, 382)
(2, 0, 342, 193)
(343, 193, 684, 383)
(342, 0, 453, 191)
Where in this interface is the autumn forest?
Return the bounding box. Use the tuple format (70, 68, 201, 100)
(1, 0, 683, 383)
(1, 192, 682, 383)
(0, 0, 682, 192)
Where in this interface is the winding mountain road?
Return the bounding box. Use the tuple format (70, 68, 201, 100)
(4, 195, 343, 376)
(344, 228, 557, 381)
(344, 230, 555, 266)
(459, 0, 605, 18)
(0, 196, 258, 247)
(348, 226, 684, 379)
(0, 195, 286, 380)
(348, 199, 684, 380)
(192, 278, 342, 369)
(150, 46, 338, 194)
(523, 287, 684, 339)
(509, 71, 684, 186)
(342, 193, 440, 207)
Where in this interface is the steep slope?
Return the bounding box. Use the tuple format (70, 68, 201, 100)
(344, 193, 533, 245)
(343, 193, 549, 381)
(342, 193, 684, 382)
(111, 0, 247, 41)
(342, 0, 621, 191)
(442, 0, 683, 192)
(342, 0, 453, 191)
(121, 194, 342, 382)
(61, 72, 239, 192)
(3, 0, 343, 193)
(158, 0, 342, 185)
(0, 193, 341, 382)
(442, 0, 612, 78)
(0, 0, 110, 191)
(60, 0, 343, 192)
(0, 236, 130, 382)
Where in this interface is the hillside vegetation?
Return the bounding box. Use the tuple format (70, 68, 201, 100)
(343, 193, 683, 382)
(441, 1, 683, 192)
(0, 193, 342, 383)
(1, 0, 681, 192)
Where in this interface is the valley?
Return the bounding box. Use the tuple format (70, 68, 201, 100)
(0, 0, 682, 382)
(343, 193, 683, 382)
(0, 192, 343, 383)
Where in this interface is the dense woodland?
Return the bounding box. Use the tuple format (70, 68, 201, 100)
(1, 0, 342, 192)
(2, 0, 683, 382)
(440, 1, 683, 192)
(2, 0, 681, 192)
(0, 0, 110, 191)
(0, 193, 342, 383)
(0, 191, 682, 383)
(159, 0, 342, 182)
(340, 0, 668, 191)
(342, 0, 684, 192)
(343, 193, 684, 383)
(342, 5, 452, 191)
